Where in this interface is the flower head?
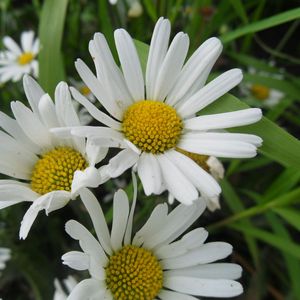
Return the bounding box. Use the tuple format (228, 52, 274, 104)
(62, 188, 243, 299)
(0, 75, 107, 239)
(68, 17, 262, 205)
(0, 31, 39, 84)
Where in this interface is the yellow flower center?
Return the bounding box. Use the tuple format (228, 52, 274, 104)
(30, 147, 88, 195)
(18, 52, 34, 65)
(122, 100, 183, 154)
(105, 245, 163, 300)
(79, 85, 91, 96)
(176, 148, 209, 171)
(250, 84, 270, 100)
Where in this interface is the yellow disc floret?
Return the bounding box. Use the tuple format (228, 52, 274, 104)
(30, 147, 88, 195)
(105, 245, 163, 300)
(176, 148, 209, 171)
(122, 100, 183, 154)
(250, 84, 270, 100)
(18, 52, 34, 65)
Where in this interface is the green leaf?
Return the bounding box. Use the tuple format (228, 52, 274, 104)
(229, 0, 248, 24)
(230, 223, 300, 259)
(38, 0, 68, 96)
(201, 94, 300, 168)
(142, 0, 157, 22)
(221, 7, 300, 43)
(273, 207, 300, 231)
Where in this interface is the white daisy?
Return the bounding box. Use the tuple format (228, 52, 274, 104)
(67, 17, 262, 205)
(54, 276, 77, 300)
(0, 75, 107, 239)
(0, 247, 11, 273)
(62, 187, 243, 299)
(242, 66, 284, 108)
(0, 31, 39, 84)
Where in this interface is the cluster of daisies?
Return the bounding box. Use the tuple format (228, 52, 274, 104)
(0, 18, 264, 299)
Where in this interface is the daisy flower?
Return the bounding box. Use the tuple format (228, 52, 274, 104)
(0, 247, 11, 273)
(54, 276, 77, 300)
(242, 66, 284, 108)
(0, 31, 39, 84)
(0, 75, 107, 239)
(62, 187, 243, 299)
(68, 17, 262, 205)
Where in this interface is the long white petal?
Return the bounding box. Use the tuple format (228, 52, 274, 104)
(167, 150, 221, 197)
(67, 279, 104, 300)
(114, 29, 144, 101)
(184, 108, 262, 131)
(65, 219, 108, 266)
(153, 32, 189, 101)
(156, 154, 198, 205)
(137, 152, 163, 195)
(62, 251, 90, 271)
(80, 188, 112, 255)
(21, 31, 34, 52)
(38, 93, 59, 128)
(146, 17, 171, 99)
(166, 37, 222, 106)
(70, 87, 121, 130)
(163, 276, 243, 298)
(177, 69, 243, 118)
(3, 36, 22, 55)
(111, 189, 130, 251)
(159, 290, 199, 300)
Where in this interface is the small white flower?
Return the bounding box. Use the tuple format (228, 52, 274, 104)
(62, 188, 243, 299)
(54, 276, 77, 300)
(0, 247, 11, 273)
(0, 75, 107, 239)
(68, 17, 262, 205)
(0, 31, 39, 84)
(242, 67, 284, 108)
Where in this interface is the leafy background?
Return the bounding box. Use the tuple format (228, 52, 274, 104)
(0, 0, 300, 299)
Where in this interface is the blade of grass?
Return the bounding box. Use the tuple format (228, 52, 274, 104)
(38, 0, 68, 96)
(221, 7, 300, 43)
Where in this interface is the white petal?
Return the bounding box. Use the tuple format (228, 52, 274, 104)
(91, 33, 133, 108)
(75, 59, 123, 120)
(70, 87, 121, 130)
(167, 150, 221, 198)
(184, 108, 262, 131)
(132, 203, 168, 247)
(156, 154, 198, 205)
(164, 263, 242, 280)
(166, 37, 222, 106)
(67, 279, 104, 300)
(65, 219, 108, 266)
(3, 36, 22, 55)
(71, 167, 103, 195)
(62, 251, 90, 271)
(80, 189, 112, 255)
(103, 149, 139, 178)
(0, 182, 37, 209)
(143, 200, 206, 250)
(23, 75, 45, 118)
(179, 136, 259, 158)
(21, 31, 34, 52)
(163, 276, 243, 298)
(111, 189, 130, 251)
(19, 191, 71, 239)
(177, 69, 243, 118)
(86, 140, 108, 165)
(155, 228, 208, 259)
(153, 32, 189, 101)
(0, 110, 41, 154)
(137, 152, 163, 195)
(11, 101, 52, 149)
(38, 93, 59, 128)
(162, 242, 233, 269)
(146, 18, 171, 99)
(114, 29, 144, 101)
